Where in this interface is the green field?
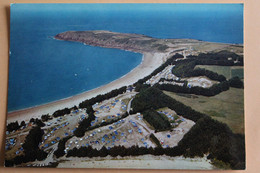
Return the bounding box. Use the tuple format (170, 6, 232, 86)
(164, 88, 244, 134)
(231, 68, 244, 79)
(195, 65, 244, 79)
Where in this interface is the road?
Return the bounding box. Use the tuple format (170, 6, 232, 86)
(127, 97, 134, 114)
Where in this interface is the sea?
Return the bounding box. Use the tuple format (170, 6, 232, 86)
(8, 4, 243, 112)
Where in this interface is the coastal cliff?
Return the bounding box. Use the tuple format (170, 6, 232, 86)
(55, 30, 243, 55)
(55, 30, 202, 53)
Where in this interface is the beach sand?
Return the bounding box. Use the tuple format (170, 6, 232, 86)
(7, 52, 170, 123)
(57, 155, 215, 169)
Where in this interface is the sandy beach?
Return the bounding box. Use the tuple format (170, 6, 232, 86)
(57, 155, 215, 169)
(7, 52, 169, 123)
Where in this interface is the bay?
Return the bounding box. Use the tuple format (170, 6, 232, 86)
(8, 3, 243, 111)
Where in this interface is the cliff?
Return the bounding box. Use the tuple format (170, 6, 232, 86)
(54, 30, 243, 54)
(55, 30, 201, 53)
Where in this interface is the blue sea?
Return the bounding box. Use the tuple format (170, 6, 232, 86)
(8, 4, 243, 112)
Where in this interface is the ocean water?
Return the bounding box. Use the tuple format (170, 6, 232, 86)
(8, 4, 243, 111)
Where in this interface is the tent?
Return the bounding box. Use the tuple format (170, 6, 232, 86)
(114, 130, 118, 135)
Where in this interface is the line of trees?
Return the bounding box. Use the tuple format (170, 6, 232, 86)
(54, 136, 72, 158)
(5, 126, 48, 167)
(228, 77, 244, 88)
(187, 50, 243, 66)
(41, 114, 52, 122)
(73, 107, 96, 137)
(46, 105, 78, 121)
(86, 112, 129, 132)
(29, 118, 45, 127)
(156, 80, 230, 97)
(134, 83, 150, 92)
(143, 109, 171, 131)
(156, 77, 243, 97)
(150, 133, 162, 148)
(6, 118, 46, 133)
(66, 145, 182, 158)
(187, 68, 226, 82)
(52, 108, 71, 118)
(6, 121, 26, 132)
(79, 86, 127, 109)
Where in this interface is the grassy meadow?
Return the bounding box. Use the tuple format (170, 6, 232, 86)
(195, 65, 244, 79)
(164, 88, 244, 134)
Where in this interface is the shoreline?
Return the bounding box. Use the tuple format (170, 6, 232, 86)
(57, 155, 215, 169)
(7, 52, 170, 123)
(7, 48, 143, 114)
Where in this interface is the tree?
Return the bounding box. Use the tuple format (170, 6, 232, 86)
(35, 118, 45, 127)
(41, 114, 52, 122)
(20, 121, 26, 127)
(229, 77, 243, 88)
(6, 121, 20, 132)
(150, 133, 162, 147)
(52, 108, 71, 117)
(54, 136, 72, 158)
(6, 126, 48, 166)
(74, 112, 96, 137)
(143, 109, 171, 131)
(22, 126, 44, 152)
(86, 105, 94, 114)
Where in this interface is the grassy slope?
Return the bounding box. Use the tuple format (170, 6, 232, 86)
(195, 65, 244, 79)
(164, 88, 244, 134)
